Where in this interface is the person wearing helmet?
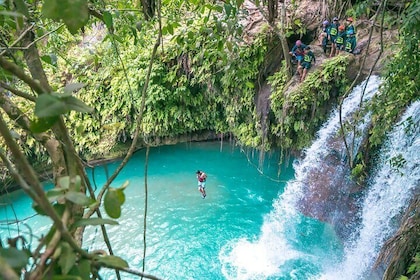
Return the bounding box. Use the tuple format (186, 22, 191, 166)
(289, 39, 307, 67)
(298, 46, 316, 82)
(329, 17, 340, 57)
(334, 25, 347, 55)
(345, 17, 356, 35)
(345, 29, 357, 53)
(318, 20, 330, 53)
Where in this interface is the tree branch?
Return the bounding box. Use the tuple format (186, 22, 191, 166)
(0, 115, 91, 260)
(0, 23, 35, 57)
(0, 81, 36, 102)
(0, 56, 45, 94)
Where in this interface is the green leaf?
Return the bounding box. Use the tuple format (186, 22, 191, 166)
(63, 96, 93, 113)
(58, 176, 70, 189)
(71, 218, 119, 229)
(34, 93, 92, 118)
(78, 259, 91, 279)
(30, 116, 59, 133)
(58, 242, 76, 275)
(32, 203, 46, 215)
(14, 0, 29, 18)
(46, 188, 67, 202)
(130, 26, 138, 45)
(245, 81, 254, 89)
(161, 26, 168, 35)
(0, 247, 29, 269)
(42, 0, 89, 34)
(35, 94, 67, 118)
(167, 23, 174, 35)
(61, 178, 83, 194)
(41, 54, 58, 67)
(61, 0, 89, 34)
(94, 255, 128, 268)
(224, 3, 232, 17)
(104, 188, 125, 218)
(72, 175, 82, 190)
(64, 191, 94, 206)
(68, 259, 90, 279)
(42, 0, 60, 19)
(103, 11, 114, 30)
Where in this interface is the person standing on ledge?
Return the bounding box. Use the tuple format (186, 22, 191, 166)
(196, 170, 207, 198)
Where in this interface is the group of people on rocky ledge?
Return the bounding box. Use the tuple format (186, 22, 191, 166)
(289, 16, 357, 82)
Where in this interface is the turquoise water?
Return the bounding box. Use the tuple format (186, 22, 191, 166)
(0, 141, 343, 279)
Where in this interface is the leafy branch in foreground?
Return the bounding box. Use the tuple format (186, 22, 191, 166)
(0, 0, 163, 279)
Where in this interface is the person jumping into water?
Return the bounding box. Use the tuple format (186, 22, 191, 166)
(196, 170, 207, 198)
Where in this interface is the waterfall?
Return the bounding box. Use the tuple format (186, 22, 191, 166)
(320, 100, 420, 279)
(220, 76, 382, 279)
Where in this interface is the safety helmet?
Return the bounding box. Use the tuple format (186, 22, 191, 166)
(296, 40, 302, 46)
(339, 25, 345, 31)
(347, 17, 353, 22)
(323, 20, 329, 25)
(333, 17, 339, 21)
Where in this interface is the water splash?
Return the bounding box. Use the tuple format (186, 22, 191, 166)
(220, 76, 381, 279)
(319, 100, 420, 280)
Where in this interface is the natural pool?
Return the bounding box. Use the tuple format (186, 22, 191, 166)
(0, 141, 343, 279)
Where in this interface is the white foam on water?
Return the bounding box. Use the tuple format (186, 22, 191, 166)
(319, 100, 420, 280)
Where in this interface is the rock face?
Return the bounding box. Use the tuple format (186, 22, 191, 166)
(297, 134, 362, 239)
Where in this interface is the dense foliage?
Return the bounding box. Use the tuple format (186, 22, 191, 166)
(368, 1, 420, 148)
(268, 55, 350, 151)
(1, 0, 270, 162)
(0, 0, 419, 279)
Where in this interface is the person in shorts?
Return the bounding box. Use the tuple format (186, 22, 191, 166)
(298, 46, 316, 82)
(329, 17, 340, 57)
(334, 25, 347, 55)
(196, 170, 207, 198)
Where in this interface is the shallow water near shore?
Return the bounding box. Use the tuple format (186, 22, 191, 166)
(0, 141, 343, 279)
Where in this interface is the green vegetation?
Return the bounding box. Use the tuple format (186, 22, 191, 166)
(269, 55, 350, 151)
(368, 0, 420, 149)
(0, 0, 419, 279)
(399, 253, 420, 280)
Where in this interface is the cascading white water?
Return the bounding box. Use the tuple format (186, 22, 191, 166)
(319, 100, 420, 280)
(220, 76, 382, 279)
